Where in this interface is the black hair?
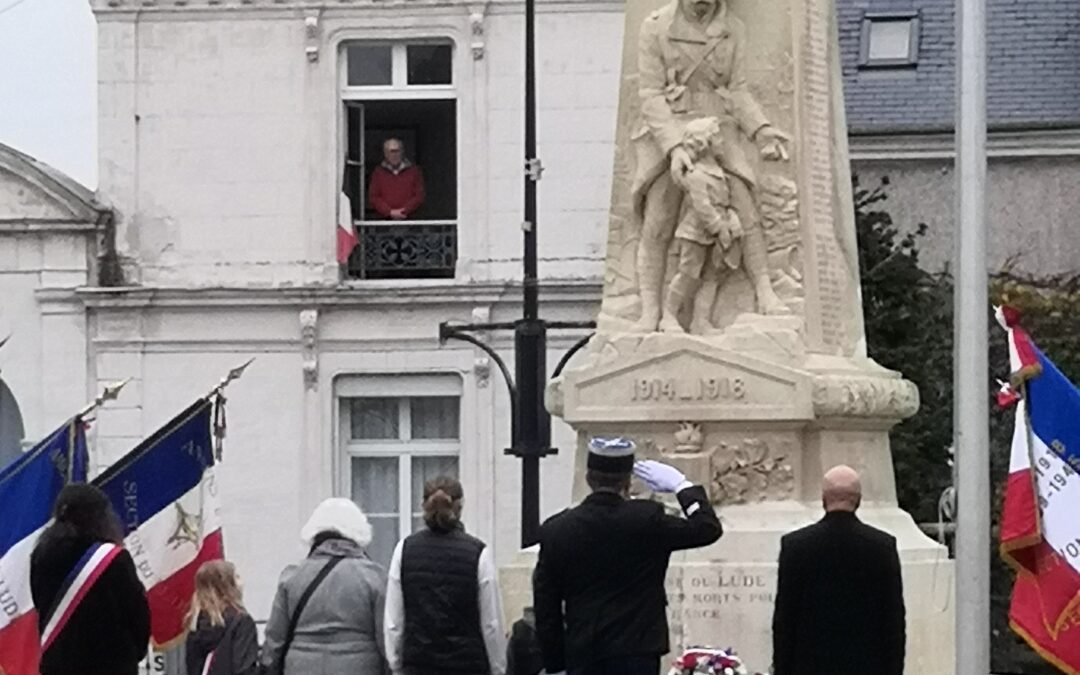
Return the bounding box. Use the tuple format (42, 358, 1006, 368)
(38, 483, 123, 548)
(585, 469, 632, 495)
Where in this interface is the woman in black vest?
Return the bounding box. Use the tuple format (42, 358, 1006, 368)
(384, 476, 507, 675)
(30, 484, 151, 675)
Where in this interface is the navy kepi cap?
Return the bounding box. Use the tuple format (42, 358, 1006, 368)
(587, 436, 636, 473)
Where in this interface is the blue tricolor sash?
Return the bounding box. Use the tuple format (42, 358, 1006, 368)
(40, 541, 124, 652)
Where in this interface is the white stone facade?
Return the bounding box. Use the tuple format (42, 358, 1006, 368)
(43, 0, 623, 620)
(0, 145, 102, 466)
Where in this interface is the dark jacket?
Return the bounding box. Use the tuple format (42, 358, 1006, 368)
(185, 608, 260, 675)
(532, 486, 721, 673)
(30, 534, 150, 675)
(505, 611, 544, 675)
(772, 511, 906, 675)
(401, 527, 490, 673)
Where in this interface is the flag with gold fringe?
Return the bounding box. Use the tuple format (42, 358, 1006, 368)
(998, 306, 1080, 673)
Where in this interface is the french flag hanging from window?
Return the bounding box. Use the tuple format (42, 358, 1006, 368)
(338, 191, 359, 264)
(93, 398, 223, 648)
(998, 307, 1080, 672)
(0, 420, 88, 675)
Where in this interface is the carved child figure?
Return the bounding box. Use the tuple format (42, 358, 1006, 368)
(660, 117, 744, 334)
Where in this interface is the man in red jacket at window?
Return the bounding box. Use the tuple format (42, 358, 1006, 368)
(368, 138, 426, 220)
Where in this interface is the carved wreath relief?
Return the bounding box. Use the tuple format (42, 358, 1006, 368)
(643, 422, 795, 505)
(711, 437, 795, 504)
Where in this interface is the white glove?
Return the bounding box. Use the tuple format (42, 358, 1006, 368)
(634, 460, 688, 493)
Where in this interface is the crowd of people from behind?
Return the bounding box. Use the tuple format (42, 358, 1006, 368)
(29, 439, 905, 675)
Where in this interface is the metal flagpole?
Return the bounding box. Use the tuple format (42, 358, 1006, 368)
(954, 0, 989, 672)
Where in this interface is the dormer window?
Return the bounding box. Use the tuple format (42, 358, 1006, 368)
(859, 12, 920, 69)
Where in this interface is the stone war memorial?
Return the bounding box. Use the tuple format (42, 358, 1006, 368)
(503, 0, 955, 672)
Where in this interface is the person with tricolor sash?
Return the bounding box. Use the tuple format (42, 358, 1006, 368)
(30, 484, 150, 675)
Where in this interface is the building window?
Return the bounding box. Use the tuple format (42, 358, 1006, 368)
(339, 41, 457, 280)
(338, 377, 461, 567)
(859, 13, 920, 68)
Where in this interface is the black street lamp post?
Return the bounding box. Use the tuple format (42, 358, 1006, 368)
(439, 0, 595, 548)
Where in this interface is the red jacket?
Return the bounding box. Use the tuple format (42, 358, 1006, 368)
(368, 163, 425, 218)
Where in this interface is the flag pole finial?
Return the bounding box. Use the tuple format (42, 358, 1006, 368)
(207, 357, 255, 400)
(79, 377, 133, 417)
(207, 358, 254, 462)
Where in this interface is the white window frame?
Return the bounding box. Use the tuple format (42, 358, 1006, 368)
(340, 41, 456, 102)
(859, 12, 921, 69)
(337, 38, 461, 281)
(337, 376, 462, 540)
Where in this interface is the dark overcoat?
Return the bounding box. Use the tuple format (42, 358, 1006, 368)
(772, 511, 906, 675)
(532, 487, 722, 673)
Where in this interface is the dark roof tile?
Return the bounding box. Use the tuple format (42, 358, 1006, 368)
(840, 0, 1080, 132)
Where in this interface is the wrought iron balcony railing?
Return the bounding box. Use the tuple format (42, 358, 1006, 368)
(346, 220, 457, 280)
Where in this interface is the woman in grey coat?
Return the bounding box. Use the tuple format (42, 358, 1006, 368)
(261, 498, 389, 675)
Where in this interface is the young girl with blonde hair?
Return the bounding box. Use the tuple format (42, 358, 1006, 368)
(185, 560, 259, 675)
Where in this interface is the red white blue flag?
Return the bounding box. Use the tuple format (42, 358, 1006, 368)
(998, 307, 1080, 673)
(93, 398, 224, 648)
(0, 420, 88, 675)
(39, 541, 124, 651)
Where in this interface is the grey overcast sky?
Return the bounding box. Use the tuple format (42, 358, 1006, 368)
(0, 0, 96, 188)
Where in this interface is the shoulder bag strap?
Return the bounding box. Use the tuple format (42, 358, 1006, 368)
(278, 556, 344, 664)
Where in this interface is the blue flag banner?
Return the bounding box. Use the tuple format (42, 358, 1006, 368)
(0, 420, 88, 554)
(92, 399, 215, 535)
(92, 398, 222, 647)
(0, 418, 88, 675)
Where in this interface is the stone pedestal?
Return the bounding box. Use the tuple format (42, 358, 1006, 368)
(502, 508, 953, 675)
(499, 332, 954, 674)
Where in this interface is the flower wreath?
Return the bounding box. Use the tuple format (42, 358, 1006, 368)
(668, 647, 756, 675)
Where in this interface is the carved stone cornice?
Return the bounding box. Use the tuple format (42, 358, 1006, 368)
(89, 0, 620, 15)
(810, 373, 919, 420)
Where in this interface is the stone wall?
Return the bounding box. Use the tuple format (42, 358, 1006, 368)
(82, 286, 596, 618)
(853, 154, 1080, 275)
(96, 1, 622, 286)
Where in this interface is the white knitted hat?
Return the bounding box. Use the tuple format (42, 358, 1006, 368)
(300, 498, 373, 547)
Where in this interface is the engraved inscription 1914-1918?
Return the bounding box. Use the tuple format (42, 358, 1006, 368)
(631, 376, 746, 402)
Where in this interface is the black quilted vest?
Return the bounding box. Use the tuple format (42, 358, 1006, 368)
(401, 527, 490, 673)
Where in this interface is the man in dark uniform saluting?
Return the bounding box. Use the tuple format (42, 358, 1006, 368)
(533, 438, 723, 675)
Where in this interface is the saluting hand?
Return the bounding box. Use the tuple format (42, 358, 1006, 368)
(633, 460, 688, 494)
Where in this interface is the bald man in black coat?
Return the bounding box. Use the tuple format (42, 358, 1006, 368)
(771, 465, 906, 675)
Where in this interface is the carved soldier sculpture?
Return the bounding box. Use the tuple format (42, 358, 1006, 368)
(631, 0, 791, 333)
(660, 117, 744, 334)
